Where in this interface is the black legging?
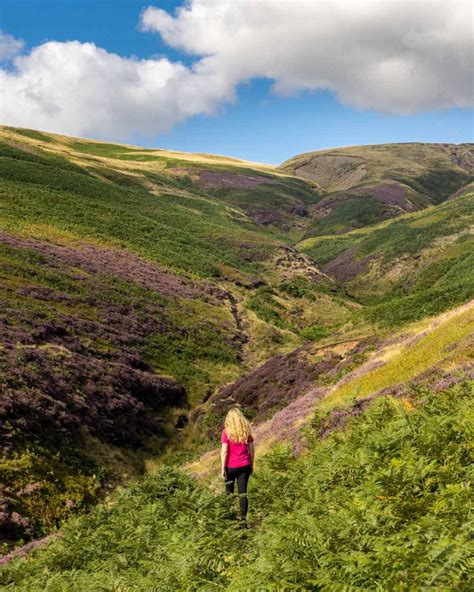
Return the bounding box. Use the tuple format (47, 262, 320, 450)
(224, 464, 251, 518)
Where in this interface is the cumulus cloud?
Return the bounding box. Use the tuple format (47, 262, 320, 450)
(0, 40, 236, 138)
(0, 31, 24, 61)
(0, 1, 472, 139)
(142, 0, 473, 114)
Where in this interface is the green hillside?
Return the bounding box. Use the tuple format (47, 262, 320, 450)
(281, 143, 473, 236)
(299, 188, 474, 326)
(0, 127, 473, 589)
(2, 302, 472, 590)
(0, 127, 354, 546)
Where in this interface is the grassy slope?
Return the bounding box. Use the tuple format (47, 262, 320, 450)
(299, 188, 474, 326)
(187, 300, 473, 478)
(1, 303, 472, 590)
(280, 142, 473, 236)
(1, 127, 473, 577)
(0, 127, 355, 545)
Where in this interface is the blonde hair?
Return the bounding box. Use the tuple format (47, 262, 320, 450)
(224, 407, 252, 444)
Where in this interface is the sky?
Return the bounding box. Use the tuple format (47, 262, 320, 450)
(0, 0, 473, 164)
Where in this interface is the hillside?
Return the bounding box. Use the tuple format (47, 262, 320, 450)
(0, 126, 354, 546)
(299, 187, 474, 326)
(1, 302, 472, 590)
(281, 143, 473, 236)
(0, 125, 473, 580)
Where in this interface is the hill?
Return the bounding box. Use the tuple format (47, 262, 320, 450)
(299, 186, 474, 326)
(280, 143, 473, 236)
(0, 126, 352, 546)
(0, 125, 472, 577)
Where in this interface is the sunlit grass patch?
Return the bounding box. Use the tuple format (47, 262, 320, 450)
(321, 303, 474, 412)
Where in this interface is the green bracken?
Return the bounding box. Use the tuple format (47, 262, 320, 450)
(1, 380, 471, 591)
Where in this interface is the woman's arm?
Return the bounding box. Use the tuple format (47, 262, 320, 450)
(221, 443, 229, 479)
(248, 441, 255, 472)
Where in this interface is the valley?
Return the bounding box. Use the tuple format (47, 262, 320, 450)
(0, 126, 472, 590)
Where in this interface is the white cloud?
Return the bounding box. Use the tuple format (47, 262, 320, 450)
(142, 0, 474, 114)
(0, 1, 472, 140)
(0, 41, 236, 138)
(0, 31, 24, 61)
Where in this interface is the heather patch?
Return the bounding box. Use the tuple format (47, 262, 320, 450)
(0, 231, 200, 299)
(0, 346, 185, 450)
(192, 170, 278, 189)
(0, 234, 245, 544)
(352, 183, 419, 211)
(179, 170, 320, 237)
(245, 206, 284, 226)
(322, 245, 379, 283)
(312, 364, 472, 440)
(0, 534, 59, 567)
(204, 339, 374, 436)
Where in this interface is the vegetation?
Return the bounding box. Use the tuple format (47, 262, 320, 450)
(300, 190, 474, 326)
(0, 127, 349, 545)
(2, 379, 471, 590)
(0, 151, 279, 279)
(0, 125, 472, 586)
(281, 142, 473, 236)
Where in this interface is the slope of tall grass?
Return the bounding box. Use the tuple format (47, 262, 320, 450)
(300, 191, 474, 326)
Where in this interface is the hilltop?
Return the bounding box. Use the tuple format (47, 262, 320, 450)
(0, 126, 472, 584)
(281, 142, 473, 235)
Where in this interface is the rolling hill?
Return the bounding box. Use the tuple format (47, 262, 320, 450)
(281, 142, 473, 235)
(0, 126, 472, 590)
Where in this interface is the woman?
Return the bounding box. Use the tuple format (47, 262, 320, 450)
(221, 407, 254, 523)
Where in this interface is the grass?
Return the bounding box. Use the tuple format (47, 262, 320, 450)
(301, 192, 473, 266)
(1, 126, 472, 563)
(0, 231, 247, 541)
(0, 127, 351, 545)
(307, 195, 392, 235)
(320, 303, 473, 413)
(244, 283, 353, 340)
(364, 246, 474, 326)
(0, 166, 279, 280)
(68, 141, 154, 157)
(3, 127, 56, 143)
(282, 142, 472, 238)
(392, 168, 471, 204)
(299, 191, 474, 328)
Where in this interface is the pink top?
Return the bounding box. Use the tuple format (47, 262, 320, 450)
(221, 429, 254, 468)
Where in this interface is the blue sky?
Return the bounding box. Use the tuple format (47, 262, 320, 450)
(1, 0, 473, 163)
